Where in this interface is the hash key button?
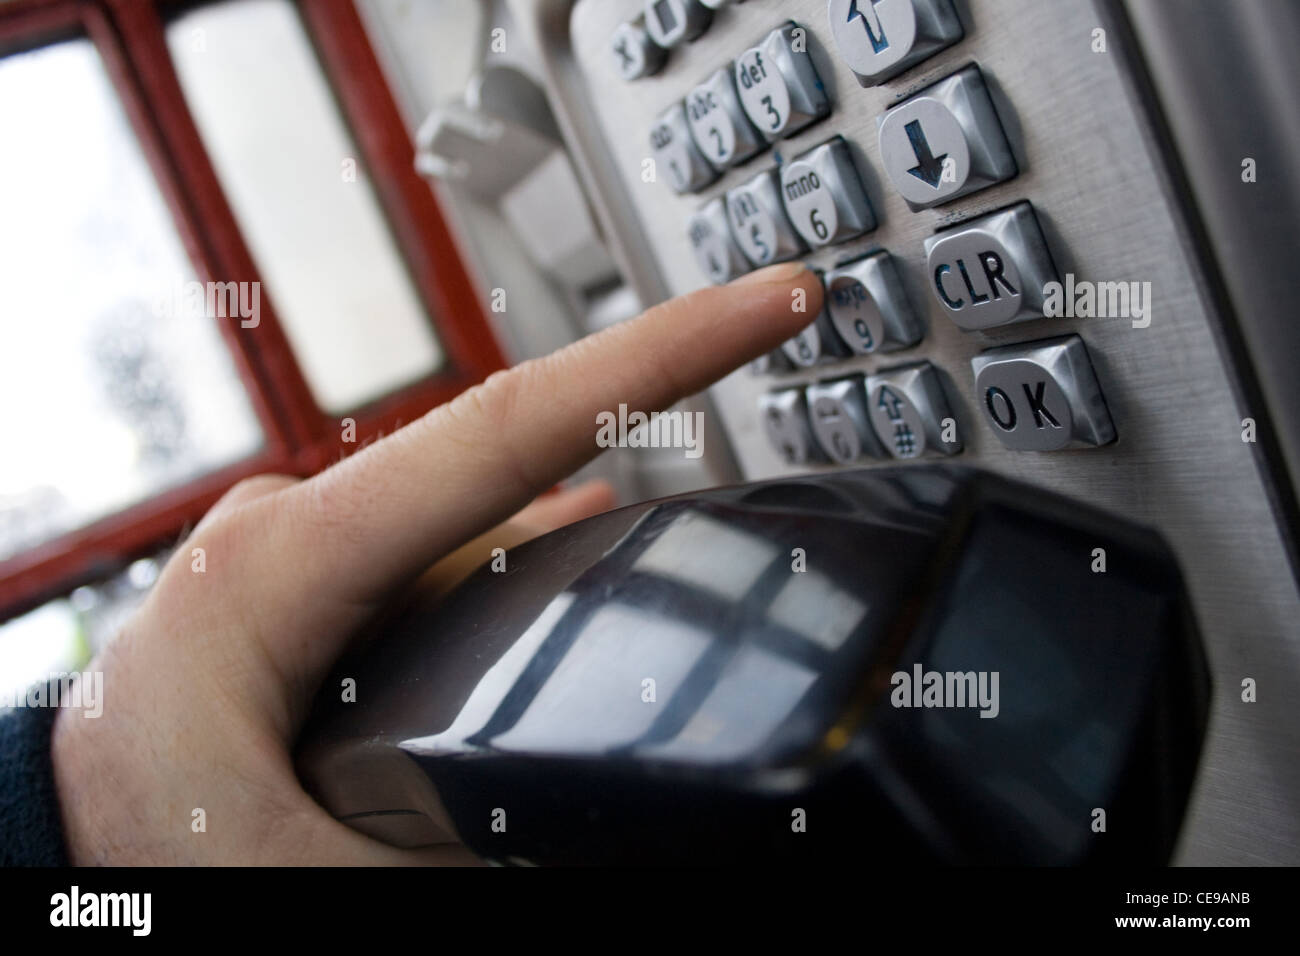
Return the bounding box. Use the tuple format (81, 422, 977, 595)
(864, 362, 961, 459)
(971, 335, 1116, 451)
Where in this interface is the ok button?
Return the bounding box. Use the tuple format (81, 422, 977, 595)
(924, 202, 1058, 330)
(971, 335, 1116, 451)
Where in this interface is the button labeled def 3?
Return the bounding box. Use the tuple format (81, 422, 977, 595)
(735, 22, 830, 141)
(971, 335, 1115, 451)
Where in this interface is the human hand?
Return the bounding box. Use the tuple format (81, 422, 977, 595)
(50, 262, 823, 864)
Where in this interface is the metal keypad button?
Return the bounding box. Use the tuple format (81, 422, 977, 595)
(806, 377, 884, 463)
(865, 362, 961, 458)
(611, 21, 667, 81)
(970, 334, 1115, 451)
(824, 252, 923, 355)
(924, 202, 1057, 330)
(726, 167, 807, 266)
(735, 22, 831, 141)
(651, 102, 719, 194)
(877, 66, 1016, 209)
(643, 0, 712, 49)
(781, 137, 876, 248)
(686, 66, 765, 167)
(781, 306, 850, 368)
(687, 197, 750, 284)
(828, 0, 963, 87)
(760, 389, 822, 465)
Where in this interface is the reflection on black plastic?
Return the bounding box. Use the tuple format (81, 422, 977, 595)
(300, 466, 1210, 865)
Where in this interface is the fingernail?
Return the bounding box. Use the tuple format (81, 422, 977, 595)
(730, 261, 810, 286)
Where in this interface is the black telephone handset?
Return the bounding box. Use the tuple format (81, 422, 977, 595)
(296, 466, 1209, 865)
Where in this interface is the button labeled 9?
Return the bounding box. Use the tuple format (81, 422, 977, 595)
(824, 252, 923, 354)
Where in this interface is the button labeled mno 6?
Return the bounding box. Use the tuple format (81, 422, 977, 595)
(780, 136, 875, 248)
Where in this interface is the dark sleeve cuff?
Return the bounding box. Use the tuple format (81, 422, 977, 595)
(0, 687, 71, 866)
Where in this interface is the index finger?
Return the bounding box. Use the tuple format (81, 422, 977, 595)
(292, 261, 821, 597)
(238, 262, 821, 682)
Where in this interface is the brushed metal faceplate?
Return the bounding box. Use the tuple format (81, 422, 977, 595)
(555, 0, 1300, 863)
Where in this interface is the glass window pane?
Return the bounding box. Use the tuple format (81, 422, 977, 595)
(0, 40, 263, 564)
(167, 0, 445, 414)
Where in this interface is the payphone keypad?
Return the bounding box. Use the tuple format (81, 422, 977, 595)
(624, 2, 1116, 464)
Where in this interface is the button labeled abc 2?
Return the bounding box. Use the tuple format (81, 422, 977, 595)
(924, 203, 1058, 330)
(685, 66, 764, 168)
(971, 335, 1115, 451)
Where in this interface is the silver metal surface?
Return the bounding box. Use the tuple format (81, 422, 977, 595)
(807, 375, 884, 462)
(781, 135, 876, 247)
(610, 19, 667, 80)
(557, 0, 1300, 863)
(644, 0, 713, 48)
(726, 166, 806, 265)
(877, 65, 1017, 208)
(759, 387, 820, 464)
(827, 0, 963, 86)
(688, 195, 751, 283)
(734, 22, 831, 141)
(924, 201, 1057, 330)
(971, 334, 1116, 451)
(866, 361, 960, 458)
(686, 65, 766, 166)
(651, 100, 719, 193)
(825, 249, 922, 353)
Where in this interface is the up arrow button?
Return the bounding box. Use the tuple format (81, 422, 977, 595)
(828, 0, 963, 86)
